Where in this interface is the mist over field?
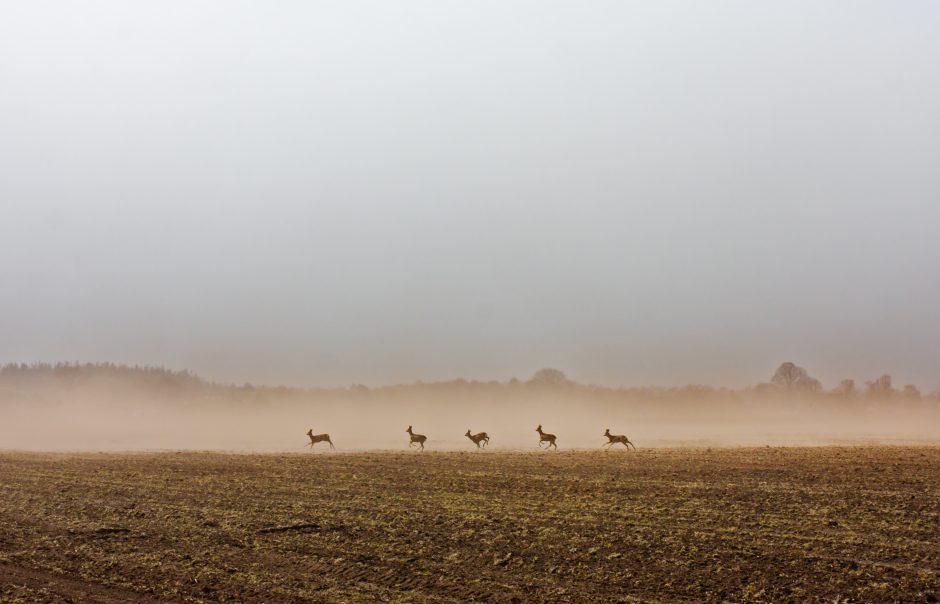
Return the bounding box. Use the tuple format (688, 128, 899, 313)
(2, 3, 940, 455)
(1, 363, 937, 452)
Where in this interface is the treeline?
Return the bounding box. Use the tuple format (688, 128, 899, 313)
(0, 362, 203, 394)
(756, 361, 932, 400)
(0, 361, 937, 404)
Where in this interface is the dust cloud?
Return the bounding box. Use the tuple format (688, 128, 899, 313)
(1, 365, 937, 453)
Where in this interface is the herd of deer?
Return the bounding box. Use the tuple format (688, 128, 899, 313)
(305, 426, 636, 452)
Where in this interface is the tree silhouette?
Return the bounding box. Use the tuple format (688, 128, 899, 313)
(528, 368, 569, 386)
(866, 374, 893, 397)
(770, 362, 821, 392)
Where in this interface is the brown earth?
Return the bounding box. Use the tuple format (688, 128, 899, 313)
(0, 447, 938, 603)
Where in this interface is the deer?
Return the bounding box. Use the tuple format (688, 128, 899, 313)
(603, 428, 636, 451)
(535, 424, 557, 450)
(465, 429, 490, 449)
(306, 429, 335, 450)
(406, 425, 427, 451)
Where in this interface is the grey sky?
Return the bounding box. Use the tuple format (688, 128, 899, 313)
(2, 2, 939, 388)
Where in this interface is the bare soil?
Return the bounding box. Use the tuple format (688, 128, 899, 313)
(1, 447, 938, 602)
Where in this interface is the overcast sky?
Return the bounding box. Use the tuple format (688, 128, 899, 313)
(1, 2, 939, 389)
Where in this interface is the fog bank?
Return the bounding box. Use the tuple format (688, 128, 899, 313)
(2, 365, 937, 452)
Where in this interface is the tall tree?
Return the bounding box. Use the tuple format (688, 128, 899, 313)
(770, 362, 821, 392)
(866, 374, 894, 397)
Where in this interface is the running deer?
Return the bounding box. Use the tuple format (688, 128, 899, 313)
(603, 428, 636, 451)
(306, 429, 335, 450)
(535, 424, 557, 450)
(406, 425, 427, 451)
(465, 429, 490, 449)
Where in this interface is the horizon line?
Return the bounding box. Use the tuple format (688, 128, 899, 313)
(1, 360, 933, 395)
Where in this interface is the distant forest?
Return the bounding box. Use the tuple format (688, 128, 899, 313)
(1, 361, 937, 405)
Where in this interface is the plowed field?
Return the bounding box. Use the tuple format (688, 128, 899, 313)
(1, 448, 938, 602)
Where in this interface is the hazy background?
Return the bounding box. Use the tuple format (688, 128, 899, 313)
(2, 364, 937, 451)
(2, 2, 939, 390)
